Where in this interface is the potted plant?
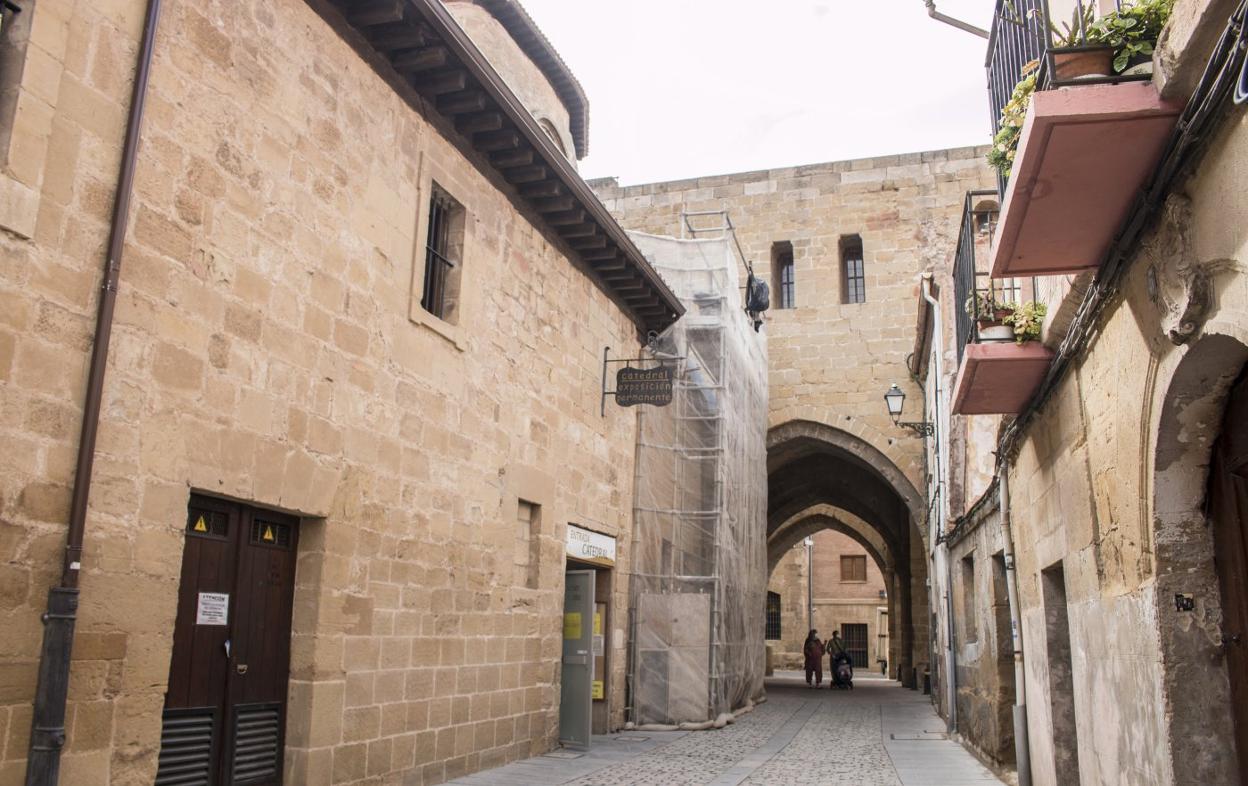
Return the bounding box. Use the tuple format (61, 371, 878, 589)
(1045, 4, 1114, 81)
(1090, 0, 1175, 75)
(1003, 301, 1048, 344)
(987, 67, 1037, 177)
(965, 291, 1016, 342)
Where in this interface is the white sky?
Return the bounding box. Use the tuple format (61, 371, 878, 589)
(518, 0, 996, 186)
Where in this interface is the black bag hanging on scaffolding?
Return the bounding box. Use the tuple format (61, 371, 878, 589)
(745, 272, 770, 331)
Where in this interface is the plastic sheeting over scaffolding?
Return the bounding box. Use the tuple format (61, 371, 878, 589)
(625, 229, 768, 726)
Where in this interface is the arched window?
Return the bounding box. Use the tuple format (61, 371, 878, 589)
(771, 241, 795, 309)
(841, 235, 866, 304)
(765, 591, 782, 640)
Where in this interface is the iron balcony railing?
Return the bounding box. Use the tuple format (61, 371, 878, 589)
(986, 0, 1155, 194)
(953, 190, 1037, 363)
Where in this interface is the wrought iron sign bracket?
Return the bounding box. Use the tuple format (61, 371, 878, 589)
(601, 332, 684, 417)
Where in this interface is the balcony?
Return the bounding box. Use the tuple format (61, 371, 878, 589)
(985, 0, 1182, 278)
(950, 191, 1054, 415)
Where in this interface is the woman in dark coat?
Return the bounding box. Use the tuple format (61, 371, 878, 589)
(803, 629, 825, 688)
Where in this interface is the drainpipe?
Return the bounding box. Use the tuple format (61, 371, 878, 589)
(922, 0, 989, 38)
(24, 1, 161, 783)
(999, 469, 1032, 786)
(920, 274, 957, 733)
(805, 536, 814, 632)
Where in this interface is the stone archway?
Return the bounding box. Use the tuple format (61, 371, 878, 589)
(1152, 333, 1248, 785)
(768, 420, 930, 686)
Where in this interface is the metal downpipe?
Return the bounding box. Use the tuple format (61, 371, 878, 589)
(24, 1, 162, 783)
(920, 275, 957, 733)
(999, 469, 1032, 786)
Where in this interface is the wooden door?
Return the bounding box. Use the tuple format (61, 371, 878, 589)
(155, 496, 299, 786)
(1211, 369, 1248, 783)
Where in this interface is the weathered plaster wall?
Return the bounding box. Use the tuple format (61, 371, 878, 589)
(0, 1, 640, 784)
(1006, 97, 1248, 786)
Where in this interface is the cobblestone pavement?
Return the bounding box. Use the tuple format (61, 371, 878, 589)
(447, 673, 1005, 786)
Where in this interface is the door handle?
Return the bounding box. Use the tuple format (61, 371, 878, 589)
(236, 663, 249, 675)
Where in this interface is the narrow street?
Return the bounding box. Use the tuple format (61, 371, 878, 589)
(447, 674, 1004, 786)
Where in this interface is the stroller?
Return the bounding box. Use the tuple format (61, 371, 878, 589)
(830, 652, 854, 690)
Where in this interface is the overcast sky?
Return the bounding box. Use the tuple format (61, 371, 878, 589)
(517, 0, 996, 186)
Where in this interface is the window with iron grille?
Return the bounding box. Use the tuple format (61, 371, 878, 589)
(771, 241, 795, 310)
(840, 555, 867, 582)
(841, 235, 865, 304)
(765, 591, 782, 640)
(420, 185, 464, 323)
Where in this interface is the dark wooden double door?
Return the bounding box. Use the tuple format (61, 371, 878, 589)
(155, 496, 299, 786)
(1212, 369, 1248, 783)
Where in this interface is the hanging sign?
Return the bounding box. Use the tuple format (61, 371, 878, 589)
(615, 366, 673, 408)
(196, 592, 229, 626)
(565, 524, 617, 567)
(600, 335, 684, 416)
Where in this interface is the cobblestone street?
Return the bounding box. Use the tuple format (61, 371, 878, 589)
(447, 673, 1004, 786)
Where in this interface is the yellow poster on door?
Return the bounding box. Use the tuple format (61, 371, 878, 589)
(591, 680, 603, 699)
(593, 612, 602, 635)
(563, 612, 582, 640)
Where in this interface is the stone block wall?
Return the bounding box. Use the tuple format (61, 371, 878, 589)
(766, 530, 888, 670)
(0, 1, 644, 784)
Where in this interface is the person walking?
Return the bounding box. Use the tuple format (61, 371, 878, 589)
(803, 629, 825, 688)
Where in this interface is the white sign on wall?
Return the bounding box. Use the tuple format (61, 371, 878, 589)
(565, 524, 616, 567)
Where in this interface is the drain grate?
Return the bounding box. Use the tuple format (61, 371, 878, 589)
(890, 732, 948, 740)
(544, 750, 586, 759)
(613, 735, 651, 742)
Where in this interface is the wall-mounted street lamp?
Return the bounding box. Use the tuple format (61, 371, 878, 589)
(884, 383, 934, 437)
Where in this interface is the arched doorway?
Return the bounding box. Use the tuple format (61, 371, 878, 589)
(767, 421, 929, 686)
(1153, 334, 1248, 785)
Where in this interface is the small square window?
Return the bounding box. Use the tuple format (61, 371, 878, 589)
(420, 185, 465, 324)
(841, 555, 867, 582)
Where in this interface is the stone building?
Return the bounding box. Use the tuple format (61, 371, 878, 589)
(594, 145, 997, 690)
(0, 0, 688, 784)
(909, 0, 1248, 783)
(766, 529, 890, 673)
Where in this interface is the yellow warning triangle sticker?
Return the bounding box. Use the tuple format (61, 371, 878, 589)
(262, 525, 275, 542)
(194, 516, 208, 533)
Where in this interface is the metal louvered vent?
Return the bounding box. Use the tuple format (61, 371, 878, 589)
(154, 707, 215, 786)
(231, 703, 281, 783)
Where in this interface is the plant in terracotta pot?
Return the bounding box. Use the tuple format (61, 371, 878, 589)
(987, 67, 1037, 177)
(965, 291, 1016, 342)
(1045, 3, 1114, 80)
(1090, 0, 1175, 75)
(1003, 300, 1048, 344)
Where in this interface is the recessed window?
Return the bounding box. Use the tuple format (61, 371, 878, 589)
(961, 554, 978, 643)
(841, 235, 865, 304)
(516, 500, 542, 589)
(972, 200, 999, 237)
(840, 555, 867, 583)
(420, 184, 465, 323)
(765, 591, 782, 640)
(771, 241, 795, 310)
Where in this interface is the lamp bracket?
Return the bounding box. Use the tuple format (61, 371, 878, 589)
(896, 421, 935, 438)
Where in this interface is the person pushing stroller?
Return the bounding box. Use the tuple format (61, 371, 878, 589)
(827, 630, 854, 690)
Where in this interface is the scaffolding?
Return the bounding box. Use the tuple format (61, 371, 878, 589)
(625, 228, 768, 725)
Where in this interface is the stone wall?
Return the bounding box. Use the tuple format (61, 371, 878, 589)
(0, 1, 642, 784)
(595, 147, 996, 496)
